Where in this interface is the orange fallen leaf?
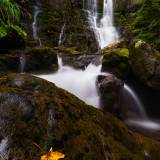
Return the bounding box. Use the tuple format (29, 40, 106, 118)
(41, 148, 65, 160)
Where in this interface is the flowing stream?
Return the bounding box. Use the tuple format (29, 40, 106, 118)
(36, 0, 160, 132)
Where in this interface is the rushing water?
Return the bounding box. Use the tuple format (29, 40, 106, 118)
(38, 62, 102, 107)
(36, 0, 160, 133)
(84, 0, 119, 48)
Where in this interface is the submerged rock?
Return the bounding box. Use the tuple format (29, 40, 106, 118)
(97, 74, 123, 117)
(0, 73, 160, 160)
(129, 40, 160, 89)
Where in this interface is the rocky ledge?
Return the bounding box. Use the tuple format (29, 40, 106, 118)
(0, 73, 159, 160)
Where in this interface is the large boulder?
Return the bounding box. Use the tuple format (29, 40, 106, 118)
(102, 43, 130, 78)
(97, 74, 124, 117)
(0, 73, 160, 159)
(129, 40, 160, 89)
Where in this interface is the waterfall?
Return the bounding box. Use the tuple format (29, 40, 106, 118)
(123, 84, 147, 119)
(37, 64, 102, 107)
(32, 1, 42, 46)
(58, 23, 66, 46)
(84, 0, 119, 48)
(19, 53, 26, 73)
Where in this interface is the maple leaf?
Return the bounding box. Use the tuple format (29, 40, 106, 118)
(40, 148, 65, 160)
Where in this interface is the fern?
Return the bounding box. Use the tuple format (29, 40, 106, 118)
(0, 0, 20, 24)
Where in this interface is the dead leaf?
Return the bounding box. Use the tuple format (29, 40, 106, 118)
(40, 148, 65, 160)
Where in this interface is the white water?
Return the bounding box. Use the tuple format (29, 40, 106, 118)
(84, 0, 119, 48)
(35, 0, 160, 132)
(123, 84, 147, 119)
(32, 3, 42, 46)
(38, 63, 102, 107)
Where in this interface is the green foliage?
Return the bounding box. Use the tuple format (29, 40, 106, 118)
(0, 0, 20, 24)
(133, 0, 160, 49)
(0, 0, 27, 39)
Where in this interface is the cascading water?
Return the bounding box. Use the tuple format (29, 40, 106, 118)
(32, 0, 42, 46)
(36, 0, 160, 132)
(19, 53, 26, 73)
(58, 23, 66, 46)
(84, 0, 119, 48)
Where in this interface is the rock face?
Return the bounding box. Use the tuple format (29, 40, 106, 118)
(38, 0, 99, 53)
(25, 47, 58, 72)
(114, 0, 143, 12)
(102, 43, 130, 78)
(97, 74, 123, 117)
(129, 40, 160, 89)
(0, 73, 160, 159)
(55, 47, 101, 69)
(0, 47, 58, 74)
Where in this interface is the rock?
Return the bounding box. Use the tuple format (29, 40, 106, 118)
(38, 0, 99, 53)
(97, 74, 124, 117)
(25, 47, 58, 72)
(129, 40, 160, 89)
(114, 0, 142, 12)
(0, 53, 20, 73)
(0, 73, 160, 159)
(102, 43, 130, 78)
(55, 47, 101, 69)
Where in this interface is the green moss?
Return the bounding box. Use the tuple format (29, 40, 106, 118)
(25, 47, 58, 72)
(54, 47, 81, 56)
(102, 47, 130, 78)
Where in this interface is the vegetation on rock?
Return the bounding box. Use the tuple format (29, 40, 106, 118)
(0, 73, 159, 160)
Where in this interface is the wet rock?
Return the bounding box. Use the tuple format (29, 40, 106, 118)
(0, 53, 20, 73)
(55, 47, 101, 69)
(129, 40, 160, 89)
(25, 47, 58, 72)
(0, 73, 160, 159)
(97, 74, 123, 117)
(38, 0, 99, 53)
(102, 43, 130, 78)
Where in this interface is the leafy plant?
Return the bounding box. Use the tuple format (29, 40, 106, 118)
(0, 0, 20, 24)
(0, 0, 27, 39)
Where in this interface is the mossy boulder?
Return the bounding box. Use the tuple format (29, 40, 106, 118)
(25, 47, 58, 72)
(102, 43, 130, 78)
(129, 40, 160, 89)
(0, 73, 160, 159)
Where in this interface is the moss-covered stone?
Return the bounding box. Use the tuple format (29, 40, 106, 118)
(102, 43, 130, 78)
(129, 40, 160, 89)
(0, 73, 159, 160)
(24, 47, 58, 72)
